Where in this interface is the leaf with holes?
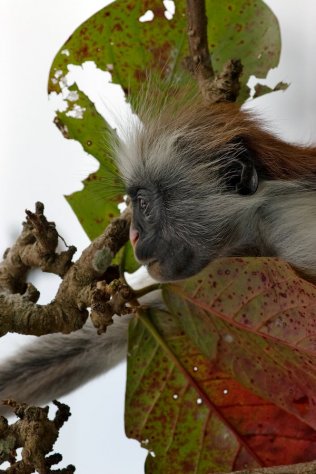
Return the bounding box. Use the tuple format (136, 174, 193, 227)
(49, 0, 280, 99)
(55, 87, 124, 240)
(48, 0, 281, 255)
(54, 88, 138, 270)
(126, 304, 316, 473)
(164, 257, 316, 430)
(206, 0, 281, 101)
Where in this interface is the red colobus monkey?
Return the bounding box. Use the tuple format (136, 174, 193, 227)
(117, 96, 316, 283)
(1, 92, 316, 408)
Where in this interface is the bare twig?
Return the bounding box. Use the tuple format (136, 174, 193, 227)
(185, 0, 214, 83)
(185, 0, 243, 103)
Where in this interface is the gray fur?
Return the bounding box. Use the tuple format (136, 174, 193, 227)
(0, 316, 130, 414)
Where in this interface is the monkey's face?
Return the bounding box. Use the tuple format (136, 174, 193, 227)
(125, 148, 260, 281)
(125, 149, 257, 281)
(127, 183, 213, 281)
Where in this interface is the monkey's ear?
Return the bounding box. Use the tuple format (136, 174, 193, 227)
(235, 150, 258, 195)
(224, 146, 258, 195)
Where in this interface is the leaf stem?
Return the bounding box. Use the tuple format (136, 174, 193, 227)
(133, 284, 161, 299)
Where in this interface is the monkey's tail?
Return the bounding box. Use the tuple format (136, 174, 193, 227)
(0, 315, 131, 414)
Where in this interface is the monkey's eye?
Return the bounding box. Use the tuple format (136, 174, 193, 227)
(137, 196, 150, 216)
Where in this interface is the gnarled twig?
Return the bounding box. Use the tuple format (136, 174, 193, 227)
(0, 203, 132, 336)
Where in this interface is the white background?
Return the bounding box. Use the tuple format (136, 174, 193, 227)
(1, 1, 316, 473)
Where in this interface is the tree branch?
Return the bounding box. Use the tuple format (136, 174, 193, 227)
(0, 399, 74, 473)
(0, 202, 75, 297)
(0, 203, 132, 337)
(185, 0, 243, 103)
(185, 0, 214, 82)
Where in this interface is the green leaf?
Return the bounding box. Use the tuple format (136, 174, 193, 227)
(120, 241, 140, 274)
(253, 80, 289, 99)
(206, 0, 281, 102)
(48, 1, 188, 97)
(49, 0, 280, 98)
(66, 166, 119, 241)
(48, 0, 281, 243)
(54, 88, 124, 240)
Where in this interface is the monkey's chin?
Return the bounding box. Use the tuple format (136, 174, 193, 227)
(146, 259, 201, 282)
(145, 253, 215, 282)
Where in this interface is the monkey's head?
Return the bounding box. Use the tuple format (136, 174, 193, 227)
(116, 98, 259, 281)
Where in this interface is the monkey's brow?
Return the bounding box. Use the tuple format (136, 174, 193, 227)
(126, 186, 140, 197)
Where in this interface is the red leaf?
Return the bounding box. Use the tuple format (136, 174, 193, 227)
(126, 267, 316, 473)
(165, 257, 316, 429)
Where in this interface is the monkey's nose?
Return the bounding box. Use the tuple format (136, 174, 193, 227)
(129, 227, 139, 247)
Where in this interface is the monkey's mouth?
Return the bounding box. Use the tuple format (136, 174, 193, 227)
(135, 254, 158, 267)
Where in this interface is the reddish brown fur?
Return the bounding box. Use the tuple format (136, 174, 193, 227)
(143, 92, 316, 180)
(189, 102, 316, 180)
